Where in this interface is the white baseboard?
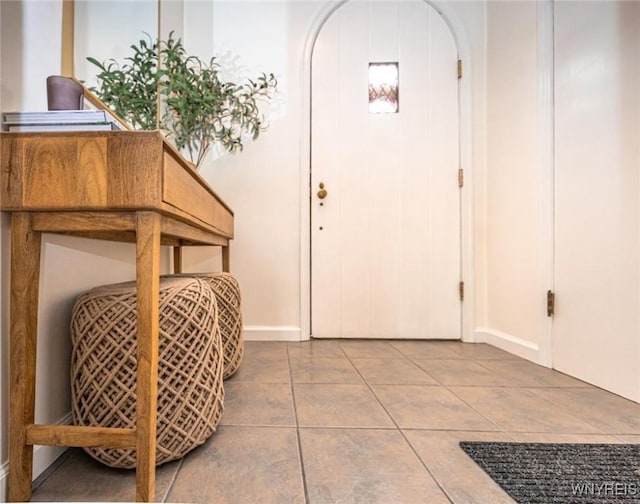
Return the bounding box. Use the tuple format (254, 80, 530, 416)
(474, 327, 543, 365)
(243, 326, 301, 342)
(0, 412, 72, 501)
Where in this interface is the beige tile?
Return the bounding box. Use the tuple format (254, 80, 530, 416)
(371, 385, 498, 430)
(404, 430, 516, 504)
(225, 341, 291, 383)
(226, 355, 290, 383)
(34, 339, 640, 504)
(389, 340, 461, 359)
(508, 432, 622, 443)
(289, 357, 363, 383)
(352, 358, 437, 385)
(31, 449, 179, 502)
(415, 359, 517, 386)
(529, 387, 640, 434)
(287, 339, 346, 358)
(339, 340, 404, 358)
(478, 359, 591, 388)
(221, 382, 295, 426)
(167, 426, 305, 504)
(615, 434, 640, 443)
(450, 387, 602, 434)
(294, 384, 395, 428)
(438, 342, 522, 360)
(242, 341, 289, 360)
(300, 428, 450, 504)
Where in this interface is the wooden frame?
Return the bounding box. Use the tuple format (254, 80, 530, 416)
(62, 0, 164, 129)
(1, 130, 233, 502)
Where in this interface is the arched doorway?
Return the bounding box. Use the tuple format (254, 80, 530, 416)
(310, 0, 462, 339)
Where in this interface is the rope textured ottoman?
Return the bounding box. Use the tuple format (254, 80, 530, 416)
(164, 272, 244, 379)
(70, 276, 224, 468)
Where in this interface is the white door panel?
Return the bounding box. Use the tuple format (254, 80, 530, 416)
(553, 1, 640, 401)
(312, 0, 460, 339)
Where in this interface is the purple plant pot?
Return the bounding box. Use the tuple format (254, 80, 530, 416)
(47, 75, 84, 110)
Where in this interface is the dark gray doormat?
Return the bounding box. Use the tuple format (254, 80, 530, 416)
(460, 442, 640, 503)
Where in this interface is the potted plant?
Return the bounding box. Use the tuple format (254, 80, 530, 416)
(87, 32, 277, 168)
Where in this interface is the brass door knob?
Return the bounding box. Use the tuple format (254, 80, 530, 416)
(317, 182, 328, 199)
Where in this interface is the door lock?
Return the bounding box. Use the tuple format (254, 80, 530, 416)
(317, 182, 328, 200)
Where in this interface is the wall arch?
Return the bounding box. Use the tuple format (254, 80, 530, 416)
(299, 0, 476, 342)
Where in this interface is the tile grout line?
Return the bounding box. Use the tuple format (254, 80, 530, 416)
(471, 357, 591, 389)
(29, 341, 640, 503)
(394, 350, 519, 435)
(339, 341, 456, 504)
(286, 343, 311, 504)
(441, 380, 610, 438)
(31, 447, 75, 493)
(161, 457, 184, 503)
(439, 381, 525, 435)
(386, 342, 526, 501)
(513, 386, 612, 436)
(389, 343, 519, 434)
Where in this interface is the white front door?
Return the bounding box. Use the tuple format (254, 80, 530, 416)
(311, 0, 461, 339)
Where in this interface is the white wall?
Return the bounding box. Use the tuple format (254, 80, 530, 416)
(4, 0, 640, 493)
(0, 0, 490, 495)
(74, 1, 158, 88)
(480, 1, 549, 361)
(198, 0, 312, 341)
(0, 2, 73, 495)
(0, 1, 173, 496)
(482, 0, 640, 401)
(190, 0, 488, 342)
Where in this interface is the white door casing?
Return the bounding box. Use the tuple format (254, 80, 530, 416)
(311, 0, 461, 339)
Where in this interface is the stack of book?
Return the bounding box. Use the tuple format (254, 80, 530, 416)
(1, 109, 125, 132)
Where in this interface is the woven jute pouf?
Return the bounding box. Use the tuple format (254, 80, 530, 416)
(164, 273, 244, 379)
(70, 276, 224, 469)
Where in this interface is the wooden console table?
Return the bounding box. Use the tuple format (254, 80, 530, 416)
(0, 131, 234, 502)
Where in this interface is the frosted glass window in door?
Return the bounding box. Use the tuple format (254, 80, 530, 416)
(368, 63, 399, 113)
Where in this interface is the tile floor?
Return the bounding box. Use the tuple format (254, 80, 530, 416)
(30, 340, 640, 503)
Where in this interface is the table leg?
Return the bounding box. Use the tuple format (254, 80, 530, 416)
(173, 246, 183, 274)
(222, 244, 230, 273)
(8, 213, 42, 502)
(135, 212, 161, 502)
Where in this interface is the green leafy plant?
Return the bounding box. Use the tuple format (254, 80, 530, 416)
(86, 34, 159, 131)
(87, 32, 277, 168)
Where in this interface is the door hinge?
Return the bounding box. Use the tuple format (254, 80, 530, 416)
(547, 290, 555, 317)
(458, 168, 464, 188)
(459, 281, 464, 301)
(457, 59, 463, 79)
